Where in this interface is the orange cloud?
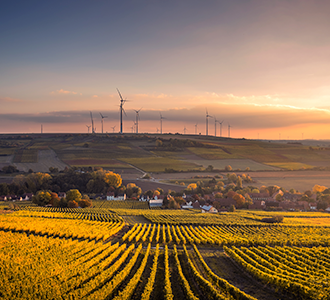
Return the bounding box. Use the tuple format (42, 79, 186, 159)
(51, 89, 80, 95)
(0, 96, 21, 103)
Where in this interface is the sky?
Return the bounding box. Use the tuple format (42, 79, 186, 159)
(1, 0, 330, 139)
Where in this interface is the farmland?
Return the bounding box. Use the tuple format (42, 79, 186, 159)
(1, 204, 330, 300)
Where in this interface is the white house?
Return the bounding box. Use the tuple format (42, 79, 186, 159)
(201, 205, 218, 213)
(106, 192, 126, 201)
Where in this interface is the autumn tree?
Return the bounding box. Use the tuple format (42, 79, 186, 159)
(32, 190, 51, 206)
(236, 176, 243, 189)
(313, 185, 327, 194)
(224, 165, 232, 172)
(68, 200, 79, 208)
(233, 194, 246, 208)
(66, 189, 82, 202)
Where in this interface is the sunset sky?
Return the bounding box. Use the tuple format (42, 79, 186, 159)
(1, 0, 330, 139)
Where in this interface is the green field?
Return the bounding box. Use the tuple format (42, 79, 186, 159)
(120, 157, 202, 172)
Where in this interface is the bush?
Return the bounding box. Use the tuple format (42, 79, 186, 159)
(261, 215, 284, 223)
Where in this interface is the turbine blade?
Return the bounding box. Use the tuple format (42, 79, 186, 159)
(117, 88, 124, 100)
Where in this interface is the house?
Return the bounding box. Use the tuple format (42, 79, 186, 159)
(248, 193, 269, 201)
(149, 199, 163, 207)
(282, 193, 303, 201)
(213, 198, 236, 208)
(22, 193, 33, 201)
(201, 205, 218, 213)
(107, 192, 126, 200)
(192, 200, 201, 209)
(309, 202, 317, 210)
(58, 192, 66, 198)
(249, 200, 265, 209)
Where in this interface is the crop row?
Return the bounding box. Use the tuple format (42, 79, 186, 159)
(122, 223, 330, 247)
(224, 245, 330, 299)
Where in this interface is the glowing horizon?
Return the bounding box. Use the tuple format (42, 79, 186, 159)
(1, 1, 330, 139)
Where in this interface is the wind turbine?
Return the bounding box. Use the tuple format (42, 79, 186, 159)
(133, 108, 142, 134)
(219, 120, 224, 137)
(86, 125, 91, 133)
(100, 113, 108, 134)
(116, 88, 129, 134)
(183, 126, 187, 135)
(206, 109, 213, 136)
(214, 117, 219, 136)
(90, 111, 95, 133)
(111, 125, 116, 133)
(195, 123, 198, 135)
(160, 113, 165, 134)
(156, 128, 160, 133)
(228, 124, 232, 138)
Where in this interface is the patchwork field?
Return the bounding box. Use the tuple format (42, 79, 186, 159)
(13, 149, 69, 173)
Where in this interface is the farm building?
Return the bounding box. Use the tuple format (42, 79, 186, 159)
(201, 205, 218, 213)
(149, 199, 163, 207)
(106, 192, 126, 201)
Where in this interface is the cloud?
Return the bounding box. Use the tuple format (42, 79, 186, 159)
(0, 96, 21, 103)
(93, 95, 98, 98)
(51, 89, 80, 95)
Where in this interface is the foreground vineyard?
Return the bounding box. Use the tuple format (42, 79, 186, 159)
(1, 208, 330, 299)
(225, 245, 330, 299)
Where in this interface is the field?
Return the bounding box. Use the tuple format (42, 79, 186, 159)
(120, 157, 202, 173)
(1, 204, 330, 300)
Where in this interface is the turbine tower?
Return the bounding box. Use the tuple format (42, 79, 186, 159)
(228, 124, 232, 138)
(214, 117, 218, 136)
(160, 113, 165, 134)
(206, 109, 213, 136)
(195, 123, 198, 135)
(100, 113, 108, 134)
(90, 111, 95, 134)
(86, 125, 91, 133)
(133, 108, 142, 134)
(116, 88, 129, 134)
(219, 120, 224, 137)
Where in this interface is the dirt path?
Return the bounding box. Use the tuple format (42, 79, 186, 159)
(200, 249, 292, 300)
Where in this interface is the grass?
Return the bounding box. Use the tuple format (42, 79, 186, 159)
(265, 162, 314, 170)
(119, 157, 202, 172)
(63, 158, 133, 168)
(187, 147, 238, 159)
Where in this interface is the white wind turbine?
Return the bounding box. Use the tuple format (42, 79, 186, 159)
(116, 88, 130, 134)
(100, 113, 108, 134)
(160, 113, 165, 134)
(133, 108, 142, 134)
(206, 109, 213, 136)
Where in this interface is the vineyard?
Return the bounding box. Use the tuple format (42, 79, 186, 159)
(1, 207, 330, 299)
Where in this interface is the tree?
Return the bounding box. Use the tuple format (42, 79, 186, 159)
(68, 200, 79, 208)
(313, 185, 327, 194)
(236, 176, 243, 189)
(78, 199, 92, 208)
(206, 165, 214, 172)
(66, 189, 82, 202)
(187, 183, 197, 191)
(225, 165, 232, 172)
(33, 190, 51, 206)
(228, 204, 236, 212)
(233, 194, 246, 208)
(2, 165, 19, 174)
